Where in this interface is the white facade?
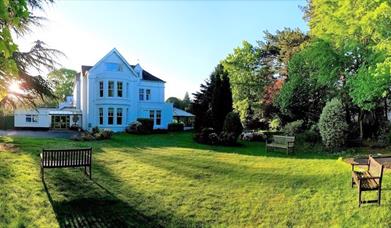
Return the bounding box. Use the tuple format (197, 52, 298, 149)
(14, 48, 174, 132)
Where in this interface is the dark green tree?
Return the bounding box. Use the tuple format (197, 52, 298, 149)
(47, 68, 77, 102)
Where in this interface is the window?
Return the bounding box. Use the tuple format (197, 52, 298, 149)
(99, 108, 104, 125)
(108, 81, 114, 97)
(117, 81, 123, 97)
(139, 89, 144, 100)
(26, 114, 38, 123)
(105, 62, 122, 71)
(108, 108, 114, 125)
(99, 81, 104, 97)
(146, 89, 151, 100)
(149, 110, 154, 120)
(156, 110, 161, 125)
(117, 108, 123, 125)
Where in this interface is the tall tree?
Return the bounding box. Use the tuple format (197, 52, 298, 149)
(182, 92, 191, 111)
(47, 68, 77, 102)
(0, 0, 62, 107)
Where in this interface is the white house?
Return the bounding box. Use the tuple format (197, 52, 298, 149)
(15, 48, 174, 132)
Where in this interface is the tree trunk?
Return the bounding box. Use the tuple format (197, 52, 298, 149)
(359, 110, 363, 139)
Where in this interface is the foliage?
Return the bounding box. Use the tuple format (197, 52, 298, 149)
(166, 92, 192, 111)
(318, 98, 348, 150)
(47, 68, 77, 102)
(276, 40, 341, 123)
(0, 0, 63, 107)
(243, 104, 262, 130)
(218, 131, 239, 146)
(222, 29, 308, 120)
(211, 64, 233, 132)
(194, 128, 216, 145)
(269, 118, 281, 131)
(191, 64, 233, 132)
(125, 118, 154, 134)
(222, 112, 243, 138)
(282, 120, 304, 136)
(168, 123, 184, 132)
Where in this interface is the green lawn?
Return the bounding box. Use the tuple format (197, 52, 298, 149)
(1, 132, 390, 227)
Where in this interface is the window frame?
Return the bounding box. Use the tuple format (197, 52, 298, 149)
(156, 110, 161, 125)
(117, 108, 123, 125)
(108, 108, 114, 125)
(26, 114, 38, 123)
(146, 89, 151, 101)
(117, 81, 123, 97)
(99, 108, 104, 125)
(139, 89, 144, 101)
(108, 81, 114, 97)
(99, 81, 104, 97)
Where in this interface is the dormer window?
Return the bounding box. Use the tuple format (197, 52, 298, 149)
(105, 62, 122, 72)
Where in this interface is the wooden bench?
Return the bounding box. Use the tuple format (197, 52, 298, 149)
(266, 135, 295, 154)
(40, 148, 92, 180)
(351, 156, 384, 206)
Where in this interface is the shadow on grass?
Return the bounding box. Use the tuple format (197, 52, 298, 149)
(42, 169, 163, 228)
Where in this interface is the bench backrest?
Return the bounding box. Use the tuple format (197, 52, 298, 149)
(273, 135, 295, 145)
(42, 148, 92, 167)
(368, 156, 384, 181)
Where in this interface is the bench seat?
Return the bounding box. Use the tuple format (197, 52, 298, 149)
(266, 135, 295, 154)
(351, 156, 384, 206)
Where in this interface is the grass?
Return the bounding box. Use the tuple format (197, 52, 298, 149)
(1, 132, 391, 227)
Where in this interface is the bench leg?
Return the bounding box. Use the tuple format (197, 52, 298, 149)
(89, 165, 92, 180)
(378, 188, 382, 206)
(358, 189, 362, 207)
(41, 166, 44, 180)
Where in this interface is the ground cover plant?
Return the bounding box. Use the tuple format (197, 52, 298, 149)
(1, 132, 391, 227)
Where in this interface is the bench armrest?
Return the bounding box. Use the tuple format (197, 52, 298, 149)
(359, 176, 380, 181)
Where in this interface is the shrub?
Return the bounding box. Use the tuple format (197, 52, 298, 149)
(300, 129, 320, 144)
(137, 118, 154, 132)
(319, 98, 348, 150)
(126, 121, 142, 133)
(223, 112, 243, 138)
(219, 131, 238, 146)
(91, 126, 100, 134)
(282, 120, 304, 136)
(168, 123, 184, 132)
(269, 118, 281, 131)
(194, 128, 216, 144)
(240, 131, 266, 141)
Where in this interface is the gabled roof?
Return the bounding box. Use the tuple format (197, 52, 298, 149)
(142, 70, 165, 83)
(80, 48, 165, 83)
(87, 48, 138, 76)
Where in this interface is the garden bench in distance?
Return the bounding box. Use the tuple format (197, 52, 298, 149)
(266, 135, 295, 154)
(40, 148, 92, 180)
(351, 156, 384, 207)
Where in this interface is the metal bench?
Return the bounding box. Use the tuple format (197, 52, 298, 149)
(266, 135, 295, 154)
(40, 148, 92, 180)
(351, 156, 384, 206)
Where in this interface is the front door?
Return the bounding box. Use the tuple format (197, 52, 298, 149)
(51, 115, 70, 129)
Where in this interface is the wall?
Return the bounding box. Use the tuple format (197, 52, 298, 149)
(14, 109, 52, 128)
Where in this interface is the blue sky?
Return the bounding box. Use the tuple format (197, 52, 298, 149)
(18, 0, 308, 99)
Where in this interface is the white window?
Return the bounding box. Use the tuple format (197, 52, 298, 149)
(99, 108, 104, 125)
(156, 110, 161, 125)
(99, 81, 104, 97)
(139, 89, 144, 101)
(26, 114, 38, 123)
(146, 89, 151, 100)
(108, 108, 114, 125)
(105, 63, 122, 71)
(117, 108, 123, 125)
(108, 81, 114, 97)
(117, 81, 123, 97)
(149, 110, 154, 120)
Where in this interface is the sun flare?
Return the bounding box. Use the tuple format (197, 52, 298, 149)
(8, 81, 23, 94)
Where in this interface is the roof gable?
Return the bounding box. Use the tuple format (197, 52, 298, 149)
(87, 48, 138, 77)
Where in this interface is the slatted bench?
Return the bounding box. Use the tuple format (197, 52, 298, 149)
(351, 156, 384, 206)
(40, 148, 92, 180)
(266, 135, 295, 154)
